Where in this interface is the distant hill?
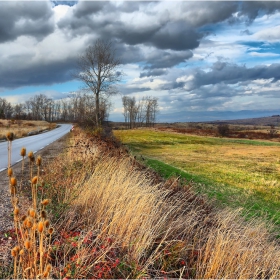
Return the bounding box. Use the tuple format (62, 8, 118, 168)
(208, 115, 280, 126)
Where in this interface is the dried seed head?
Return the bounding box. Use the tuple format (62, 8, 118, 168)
(44, 220, 50, 228)
(20, 147, 26, 157)
(24, 217, 33, 228)
(37, 221, 44, 233)
(21, 215, 27, 222)
(28, 151, 35, 162)
(36, 156, 42, 166)
(7, 168, 13, 177)
(41, 199, 50, 206)
(43, 264, 52, 277)
(14, 207, 19, 216)
(41, 210, 47, 219)
(11, 248, 17, 257)
(24, 240, 31, 250)
(46, 264, 52, 272)
(28, 208, 36, 218)
(19, 249, 25, 256)
(48, 227, 54, 235)
(31, 176, 38, 184)
(10, 177, 17, 187)
(6, 132, 14, 141)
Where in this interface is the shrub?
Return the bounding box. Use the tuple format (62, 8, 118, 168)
(217, 123, 230, 137)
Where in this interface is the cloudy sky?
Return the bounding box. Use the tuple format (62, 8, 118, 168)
(1, 1, 280, 122)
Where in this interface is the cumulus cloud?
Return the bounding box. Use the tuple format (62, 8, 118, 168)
(1, 0, 280, 122)
(0, 1, 54, 43)
(171, 62, 280, 91)
(239, 1, 280, 22)
(254, 25, 280, 40)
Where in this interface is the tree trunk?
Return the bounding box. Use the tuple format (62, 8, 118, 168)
(96, 92, 100, 127)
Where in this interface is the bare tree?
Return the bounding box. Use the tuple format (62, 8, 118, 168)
(0, 98, 13, 119)
(76, 39, 122, 127)
(122, 96, 159, 128)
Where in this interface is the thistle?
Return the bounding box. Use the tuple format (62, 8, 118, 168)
(8, 167, 13, 177)
(6, 132, 14, 141)
(20, 148, 26, 157)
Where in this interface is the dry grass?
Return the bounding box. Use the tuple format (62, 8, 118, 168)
(5, 136, 54, 279)
(3, 126, 279, 278)
(39, 127, 280, 278)
(0, 119, 56, 139)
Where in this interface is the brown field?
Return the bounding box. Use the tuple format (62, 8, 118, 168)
(0, 119, 56, 140)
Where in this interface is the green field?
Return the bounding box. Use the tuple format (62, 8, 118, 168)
(114, 129, 280, 232)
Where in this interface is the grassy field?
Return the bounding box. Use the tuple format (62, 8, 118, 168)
(2, 127, 280, 279)
(0, 119, 55, 140)
(114, 128, 280, 230)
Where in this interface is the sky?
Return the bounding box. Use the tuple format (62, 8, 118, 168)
(1, 1, 280, 122)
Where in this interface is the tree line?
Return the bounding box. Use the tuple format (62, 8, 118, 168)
(0, 93, 158, 127)
(0, 93, 110, 124)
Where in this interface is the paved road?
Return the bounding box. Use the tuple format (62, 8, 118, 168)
(0, 124, 72, 172)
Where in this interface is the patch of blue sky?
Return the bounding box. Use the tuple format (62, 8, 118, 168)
(51, 1, 77, 7)
(237, 41, 280, 65)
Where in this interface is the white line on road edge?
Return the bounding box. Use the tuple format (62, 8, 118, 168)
(16, 159, 22, 163)
(0, 168, 6, 172)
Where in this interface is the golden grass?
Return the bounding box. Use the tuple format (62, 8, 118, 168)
(0, 119, 56, 139)
(40, 127, 280, 278)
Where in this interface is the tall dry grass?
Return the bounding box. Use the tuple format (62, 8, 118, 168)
(0, 119, 56, 139)
(41, 127, 280, 278)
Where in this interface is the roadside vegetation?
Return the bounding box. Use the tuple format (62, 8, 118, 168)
(0, 119, 56, 140)
(1, 126, 280, 279)
(114, 129, 280, 233)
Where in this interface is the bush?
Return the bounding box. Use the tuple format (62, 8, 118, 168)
(217, 123, 230, 137)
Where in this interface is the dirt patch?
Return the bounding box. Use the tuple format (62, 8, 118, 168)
(0, 134, 69, 266)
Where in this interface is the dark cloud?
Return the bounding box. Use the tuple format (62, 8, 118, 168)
(112, 42, 145, 65)
(0, 56, 77, 89)
(183, 62, 280, 90)
(180, 1, 238, 27)
(72, 1, 107, 18)
(110, 21, 201, 51)
(145, 50, 193, 69)
(150, 21, 201, 50)
(140, 69, 168, 78)
(239, 1, 280, 22)
(119, 86, 151, 95)
(119, 1, 143, 13)
(59, 2, 202, 51)
(0, 1, 54, 43)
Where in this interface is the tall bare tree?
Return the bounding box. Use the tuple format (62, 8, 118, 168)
(122, 96, 159, 128)
(76, 39, 121, 127)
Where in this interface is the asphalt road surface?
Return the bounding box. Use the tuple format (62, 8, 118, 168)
(0, 124, 72, 172)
